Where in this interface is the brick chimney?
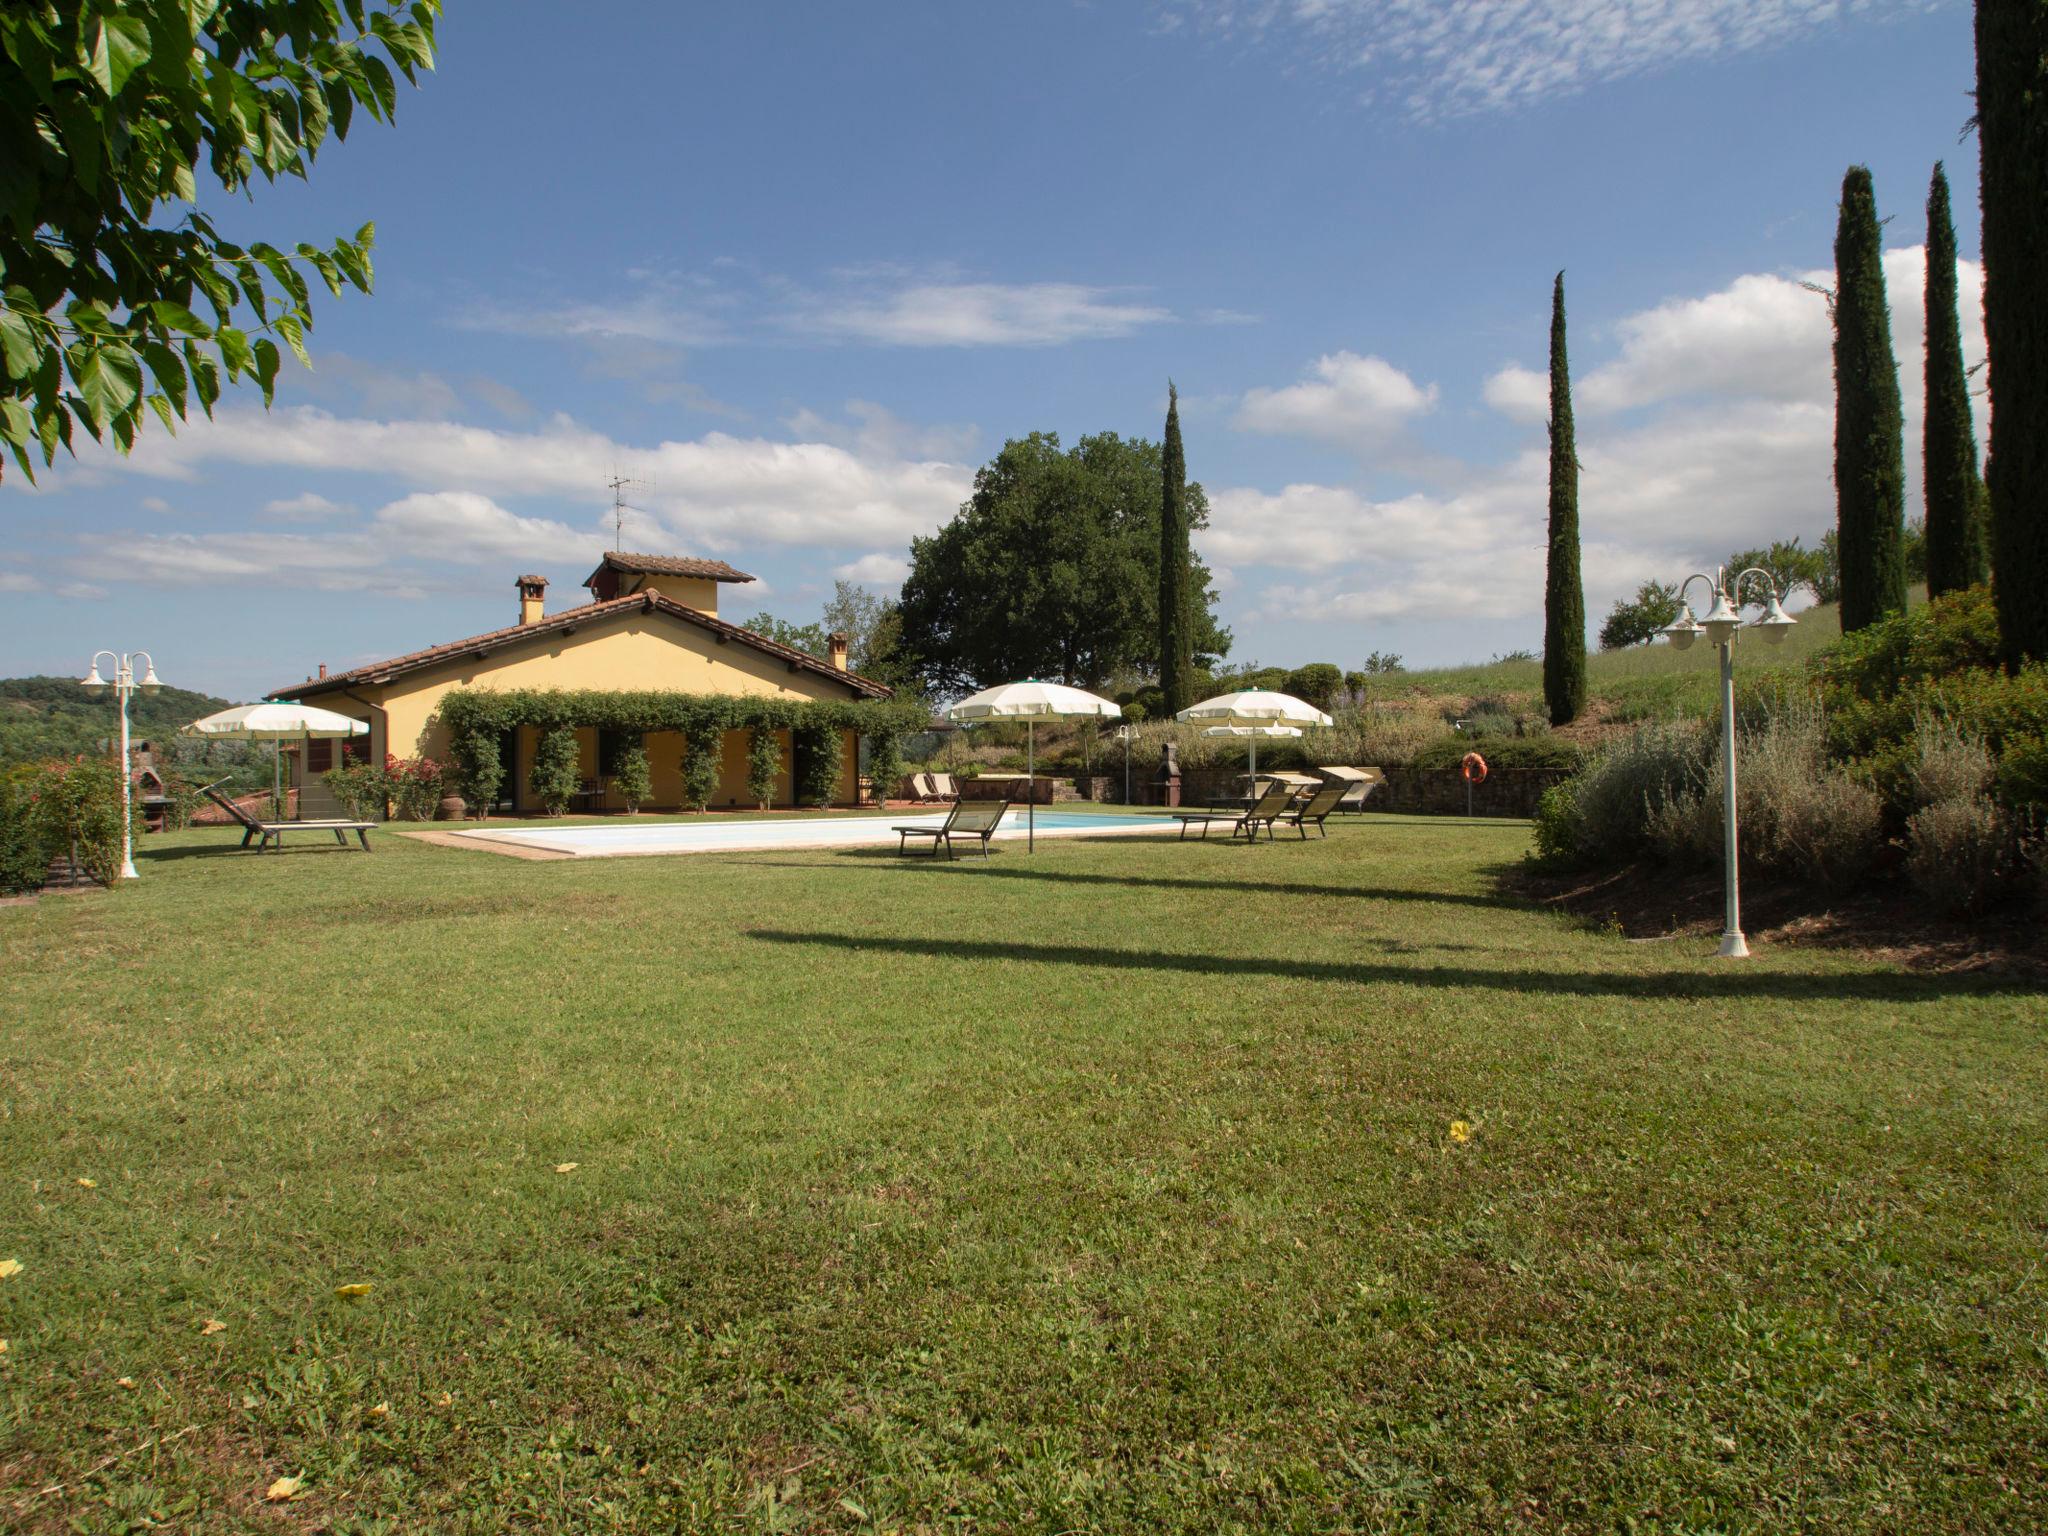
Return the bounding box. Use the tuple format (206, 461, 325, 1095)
(828, 631, 849, 672)
(516, 574, 548, 625)
(317, 663, 327, 679)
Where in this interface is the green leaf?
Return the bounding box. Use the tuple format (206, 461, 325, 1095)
(0, 307, 36, 381)
(298, 245, 343, 297)
(358, 54, 396, 120)
(146, 391, 178, 434)
(0, 397, 32, 448)
(185, 343, 220, 416)
(149, 300, 211, 337)
(71, 342, 144, 432)
(214, 324, 252, 379)
(193, 263, 236, 324)
(102, 15, 152, 95)
(273, 312, 310, 369)
(254, 244, 309, 313)
(79, 17, 113, 96)
(326, 75, 354, 140)
(5, 438, 34, 484)
(138, 340, 188, 416)
(35, 400, 62, 460)
(252, 337, 280, 404)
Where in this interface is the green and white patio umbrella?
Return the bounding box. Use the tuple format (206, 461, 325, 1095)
(1178, 689, 1332, 791)
(945, 680, 1121, 851)
(180, 702, 369, 818)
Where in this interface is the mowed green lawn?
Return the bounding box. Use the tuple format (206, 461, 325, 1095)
(1, 814, 2043, 1534)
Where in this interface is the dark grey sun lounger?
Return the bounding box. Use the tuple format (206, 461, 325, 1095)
(894, 789, 1016, 859)
(203, 783, 376, 852)
(1171, 780, 1299, 841)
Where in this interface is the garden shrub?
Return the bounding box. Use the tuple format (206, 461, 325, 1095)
(680, 726, 721, 811)
(453, 728, 502, 817)
(1906, 795, 2017, 914)
(1281, 663, 1343, 712)
(1540, 718, 1711, 867)
(613, 745, 652, 813)
(1639, 702, 1883, 887)
(747, 726, 782, 808)
(795, 724, 844, 807)
(1812, 587, 2048, 816)
(385, 754, 445, 821)
(1908, 714, 1995, 806)
(865, 728, 903, 806)
(27, 756, 137, 886)
(1996, 737, 2048, 812)
(1410, 734, 1582, 773)
(1900, 714, 2020, 913)
(323, 759, 389, 821)
(0, 766, 53, 894)
(530, 729, 581, 816)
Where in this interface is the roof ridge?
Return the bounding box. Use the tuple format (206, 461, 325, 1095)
(266, 590, 888, 700)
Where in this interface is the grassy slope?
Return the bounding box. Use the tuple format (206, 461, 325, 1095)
(1, 819, 2042, 1533)
(1384, 602, 1847, 725)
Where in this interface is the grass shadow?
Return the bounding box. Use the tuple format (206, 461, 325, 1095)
(745, 928, 2035, 1001)
(730, 856, 1528, 910)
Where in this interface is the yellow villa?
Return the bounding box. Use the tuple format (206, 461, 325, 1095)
(267, 552, 891, 817)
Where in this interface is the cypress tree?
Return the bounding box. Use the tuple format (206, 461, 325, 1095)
(1976, 0, 2048, 666)
(1543, 271, 1587, 726)
(1832, 166, 1909, 633)
(1158, 381, 1193, 715)
(1923, 162, 1990, 596)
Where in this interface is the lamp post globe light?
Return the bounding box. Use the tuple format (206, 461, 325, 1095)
(1657, 568, 1795, 958)
(80, 650, 164, 881)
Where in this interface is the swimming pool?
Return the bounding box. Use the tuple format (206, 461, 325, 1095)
(448, 808, 1176, 858)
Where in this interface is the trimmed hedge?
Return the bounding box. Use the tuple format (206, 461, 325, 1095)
(436, 689, 924, 811)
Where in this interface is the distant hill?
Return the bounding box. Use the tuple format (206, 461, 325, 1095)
(0, 675, 232, 766)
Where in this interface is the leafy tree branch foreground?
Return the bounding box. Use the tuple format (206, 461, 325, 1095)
(0, 0, 438, 481)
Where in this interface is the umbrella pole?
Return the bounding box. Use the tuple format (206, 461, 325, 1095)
(273, 740, 282, 820)
(1249, 736, 1257, 795)
(1027, 721, 1035, 852)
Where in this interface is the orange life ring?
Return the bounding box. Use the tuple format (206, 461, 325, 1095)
(1461, 751, 1489, 784)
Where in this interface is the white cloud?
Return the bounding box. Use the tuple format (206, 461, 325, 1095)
(781, 400, 980, 463)
(109, 530, 391, 589)
(50, 406, 974, 594)
(1555, 248, 1984, 426)
(262, 492, 351, 522)
(0, 570, 35, 593)
(1162, 0, 1933, 120)
(1234, 352, 1438, 445)
(1481, 365, 1548, 425)
(141, 495, 173, 515)
(370, 491, 601, 567)
(805, 283, 1171, 347)
(831, 552, 911, 586)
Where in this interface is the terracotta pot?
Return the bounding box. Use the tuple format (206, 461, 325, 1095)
(437, 793, 469, 821)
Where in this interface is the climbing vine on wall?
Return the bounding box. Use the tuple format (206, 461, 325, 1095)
(436, 689, 924, 808)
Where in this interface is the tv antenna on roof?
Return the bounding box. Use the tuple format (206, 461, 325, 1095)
(606, 470, 649, 553)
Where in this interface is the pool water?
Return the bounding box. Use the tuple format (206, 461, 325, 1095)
(450, 807, 1174, 858)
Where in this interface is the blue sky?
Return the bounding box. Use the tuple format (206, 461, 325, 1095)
(2, 0, 1985, 698)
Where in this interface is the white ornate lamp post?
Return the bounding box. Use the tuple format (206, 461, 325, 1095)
(80, 650, 164, 881)
(1658, 569, 1795, 957)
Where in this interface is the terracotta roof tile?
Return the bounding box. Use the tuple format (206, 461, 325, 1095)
(266, 591, 890, 701)
(586, 551, 756, 584)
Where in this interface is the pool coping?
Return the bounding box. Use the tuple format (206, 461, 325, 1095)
(397, 813, 1187, 861)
